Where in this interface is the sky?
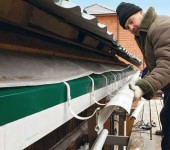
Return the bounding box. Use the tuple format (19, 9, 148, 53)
(69, 0, 170, 15)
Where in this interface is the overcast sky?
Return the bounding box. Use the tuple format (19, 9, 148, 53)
(69, 0, 170, 15)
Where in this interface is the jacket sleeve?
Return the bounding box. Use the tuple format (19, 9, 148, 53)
(145, 18, 170, 92)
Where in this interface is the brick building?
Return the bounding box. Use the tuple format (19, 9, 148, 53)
(84, 4, 144, 69)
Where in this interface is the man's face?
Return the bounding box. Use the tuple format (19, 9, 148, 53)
(125, 11, 144, 35)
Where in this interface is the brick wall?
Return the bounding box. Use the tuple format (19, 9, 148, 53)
(95, 14, 144, 69)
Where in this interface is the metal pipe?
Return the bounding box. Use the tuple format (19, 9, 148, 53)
(90, 129, 108, 150)
(130, 98, 146, 119)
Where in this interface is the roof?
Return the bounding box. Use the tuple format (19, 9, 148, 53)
(0, 0, 141, 67)
(25, 0, 141, 67)
(84, 4, 116, 15)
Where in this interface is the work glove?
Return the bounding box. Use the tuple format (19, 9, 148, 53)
(129, 79, 154, 100)
(129, 84, 144, 100)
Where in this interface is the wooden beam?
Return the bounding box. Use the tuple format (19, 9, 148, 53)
(0, 43, 120, 64)
(50, 122, 88, 150)
(105, 135, 129, 146)
(126, 115, 135, 136)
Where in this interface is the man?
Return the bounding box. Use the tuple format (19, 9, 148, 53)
(116, 2, 170, 149)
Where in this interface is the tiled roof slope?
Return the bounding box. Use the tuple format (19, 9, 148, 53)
(84, 4, 116, 15)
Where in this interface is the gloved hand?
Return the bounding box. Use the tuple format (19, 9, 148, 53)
(129, 84, 144, 100)
(129, 79, 154, 100)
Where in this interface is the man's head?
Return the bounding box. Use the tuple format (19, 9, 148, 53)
(116, 2, 144, 35)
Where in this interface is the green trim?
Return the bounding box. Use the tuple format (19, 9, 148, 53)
(0, 69, 134, 125)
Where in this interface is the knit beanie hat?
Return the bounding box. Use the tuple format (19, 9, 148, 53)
(116, 2, 142, 29)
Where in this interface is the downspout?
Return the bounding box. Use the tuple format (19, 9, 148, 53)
(90, 129, 108, 150)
